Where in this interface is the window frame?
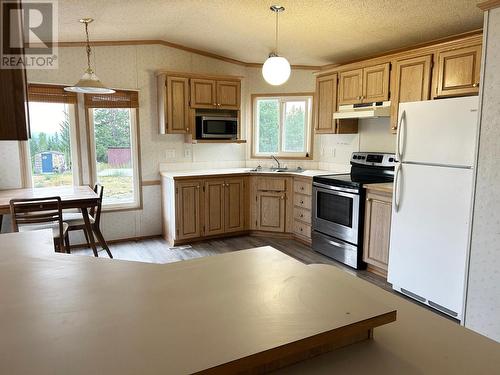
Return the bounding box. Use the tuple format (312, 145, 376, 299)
(251, 93, 314, 159)
(86, 106, 142, 212)
(22, 84, 83, 188)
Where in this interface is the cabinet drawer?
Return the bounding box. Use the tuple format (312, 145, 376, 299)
(293, 220, 311, 239)
(294, 193, 312, 210)
(257, 178, 286, 192)
(294, 179, 312, 195)
(293, 207, 311, 225)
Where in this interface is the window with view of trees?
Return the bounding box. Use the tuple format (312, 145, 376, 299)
(27, 85, 79, 188)
(253, 95, 313, 157)
(86, 90, 140, 209)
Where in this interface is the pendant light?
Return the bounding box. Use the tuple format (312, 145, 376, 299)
(65, 18, 115, 94)
(262, 5, 291, 86)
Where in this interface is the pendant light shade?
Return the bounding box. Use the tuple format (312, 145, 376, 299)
(65, 18, 115, 94)
(262, 5, 290, 86)
(263, 54, 291, 86)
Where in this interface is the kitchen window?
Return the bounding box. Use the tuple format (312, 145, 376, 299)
(25, 84, 81, 188)
(252, 94, 313, 158)
(85, 90, 141, 210)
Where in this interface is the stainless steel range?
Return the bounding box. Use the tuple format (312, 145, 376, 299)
(312, 152, 395, 269)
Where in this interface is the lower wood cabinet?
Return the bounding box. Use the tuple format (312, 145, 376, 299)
(175, 180, 202, 240)
(162, 174, 309, 245)
(256, 191, 286, 232)
(363, 187, 393, 278)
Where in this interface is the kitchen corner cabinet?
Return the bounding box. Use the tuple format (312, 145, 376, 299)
(338, 63, 390, 105)
(434, 44, 482, 98)
(363, 186, 393, 278)
(191, 78, 240, 110)
(390, 55, 432, 133)
(250, 176, 292, 234)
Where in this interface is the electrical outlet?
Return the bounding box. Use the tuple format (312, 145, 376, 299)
(184, 148, 191, 158)
(165, 149, 176, 159)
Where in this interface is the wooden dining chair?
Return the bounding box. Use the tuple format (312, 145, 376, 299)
(63, 184, 113, 258)
(10, 196, 69, 253)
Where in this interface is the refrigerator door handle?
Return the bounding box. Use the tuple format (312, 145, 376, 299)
(396, 110, 406, 162)
(394, 163, 402, 212)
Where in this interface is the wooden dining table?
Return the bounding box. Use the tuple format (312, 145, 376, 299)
(0, 185, 105, 256)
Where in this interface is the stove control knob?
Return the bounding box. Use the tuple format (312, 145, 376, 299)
(389, 157, 394, 162)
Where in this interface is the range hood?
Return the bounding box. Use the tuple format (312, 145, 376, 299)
(333, 101, 391, 119)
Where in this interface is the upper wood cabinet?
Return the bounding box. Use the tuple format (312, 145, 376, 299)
(315, 73, 337, 133)
(435, 44, 482, 98)
(338, 69, 363, 105)
(166, 76, 190, 134)
(315, 73, 358, 134)
(363, 63, 390, 103)
(190, 79, 216, 108)
(176, 180, 202, 241)
(216, 81, 240, 110)
(390, 55, 432, 132)
(338, 63, 390, 105)
(191, 79, 240, 110)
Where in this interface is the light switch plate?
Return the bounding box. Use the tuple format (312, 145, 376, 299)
(184, 148, 191, 158)
(165, 149, 176, 159)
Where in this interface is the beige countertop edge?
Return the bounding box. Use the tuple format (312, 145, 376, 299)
(365, 182, 394, 194)
(160, 169, 344, 180)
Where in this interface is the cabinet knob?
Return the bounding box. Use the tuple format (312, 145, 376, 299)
(196, 185, 200, 189)
(186, 127, 190, 132)
(472, 83, 479, 88)
(281, 196, 285, 200)
(300, 186, 304, 190)
(300, 228, 303, 232)
(300, 214, 304, 218)
(300, 200, 304, 204)
(213, 103, 217, 106)
(357, 96, 362, 100)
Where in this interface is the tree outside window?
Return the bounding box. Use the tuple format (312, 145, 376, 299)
(254, 95, 312, 158)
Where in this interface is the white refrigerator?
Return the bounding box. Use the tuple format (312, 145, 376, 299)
(388, 96, 479, 322)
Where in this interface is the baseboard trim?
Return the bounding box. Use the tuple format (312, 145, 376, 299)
(69, 234, 162, 250)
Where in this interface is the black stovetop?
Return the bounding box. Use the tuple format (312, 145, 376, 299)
(313, 165, 395, 190)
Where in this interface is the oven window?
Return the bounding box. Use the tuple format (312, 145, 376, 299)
(317, 191, 353, 227)
(206, 120, 231, 134)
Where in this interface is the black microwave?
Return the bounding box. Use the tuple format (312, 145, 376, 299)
(195, 116, 238, 139)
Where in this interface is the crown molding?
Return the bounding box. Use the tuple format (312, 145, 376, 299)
(478, 0, 500, 11)
(49, 39, 321, 70)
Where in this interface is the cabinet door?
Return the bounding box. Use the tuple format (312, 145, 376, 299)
(0, 1, 30, 141)
(176, 180, 201, 240)
(363, 190, 392, 276)
(204, 179, 225, 236)
(224, 177, 246, 233)
(315, 73, 337, 133)
(363, 63, 390, 102)
(216, 81, 240, 110)
(190, 79, 216, 108)
(166, 76, 190, 133)
(256, 191, 285, 232)
(338, 69, 363, 105)
(435, 45, 481, 98)
(391, 55, 432, 132)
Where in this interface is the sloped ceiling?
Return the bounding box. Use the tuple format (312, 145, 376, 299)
(57, 0, 484, 66)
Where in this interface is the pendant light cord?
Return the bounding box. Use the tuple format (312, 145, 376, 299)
(84, 21, 92, 73)
(275, 10, 279, 55)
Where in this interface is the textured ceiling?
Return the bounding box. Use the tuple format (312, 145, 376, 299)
(57, 0, 484, 65)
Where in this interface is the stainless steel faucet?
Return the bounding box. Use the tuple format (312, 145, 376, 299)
(271, 155, 281, 169)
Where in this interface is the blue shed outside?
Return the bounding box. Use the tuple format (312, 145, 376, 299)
(41, 153, 53, 173)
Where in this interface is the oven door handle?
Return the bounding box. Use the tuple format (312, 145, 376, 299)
(313, 182, 359, 194)
(327, 239, 352, 250)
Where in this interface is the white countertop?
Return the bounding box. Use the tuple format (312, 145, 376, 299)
(160, 168, 345, 179)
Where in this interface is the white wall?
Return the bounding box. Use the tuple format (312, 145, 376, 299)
(465, 7, 500, 342)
